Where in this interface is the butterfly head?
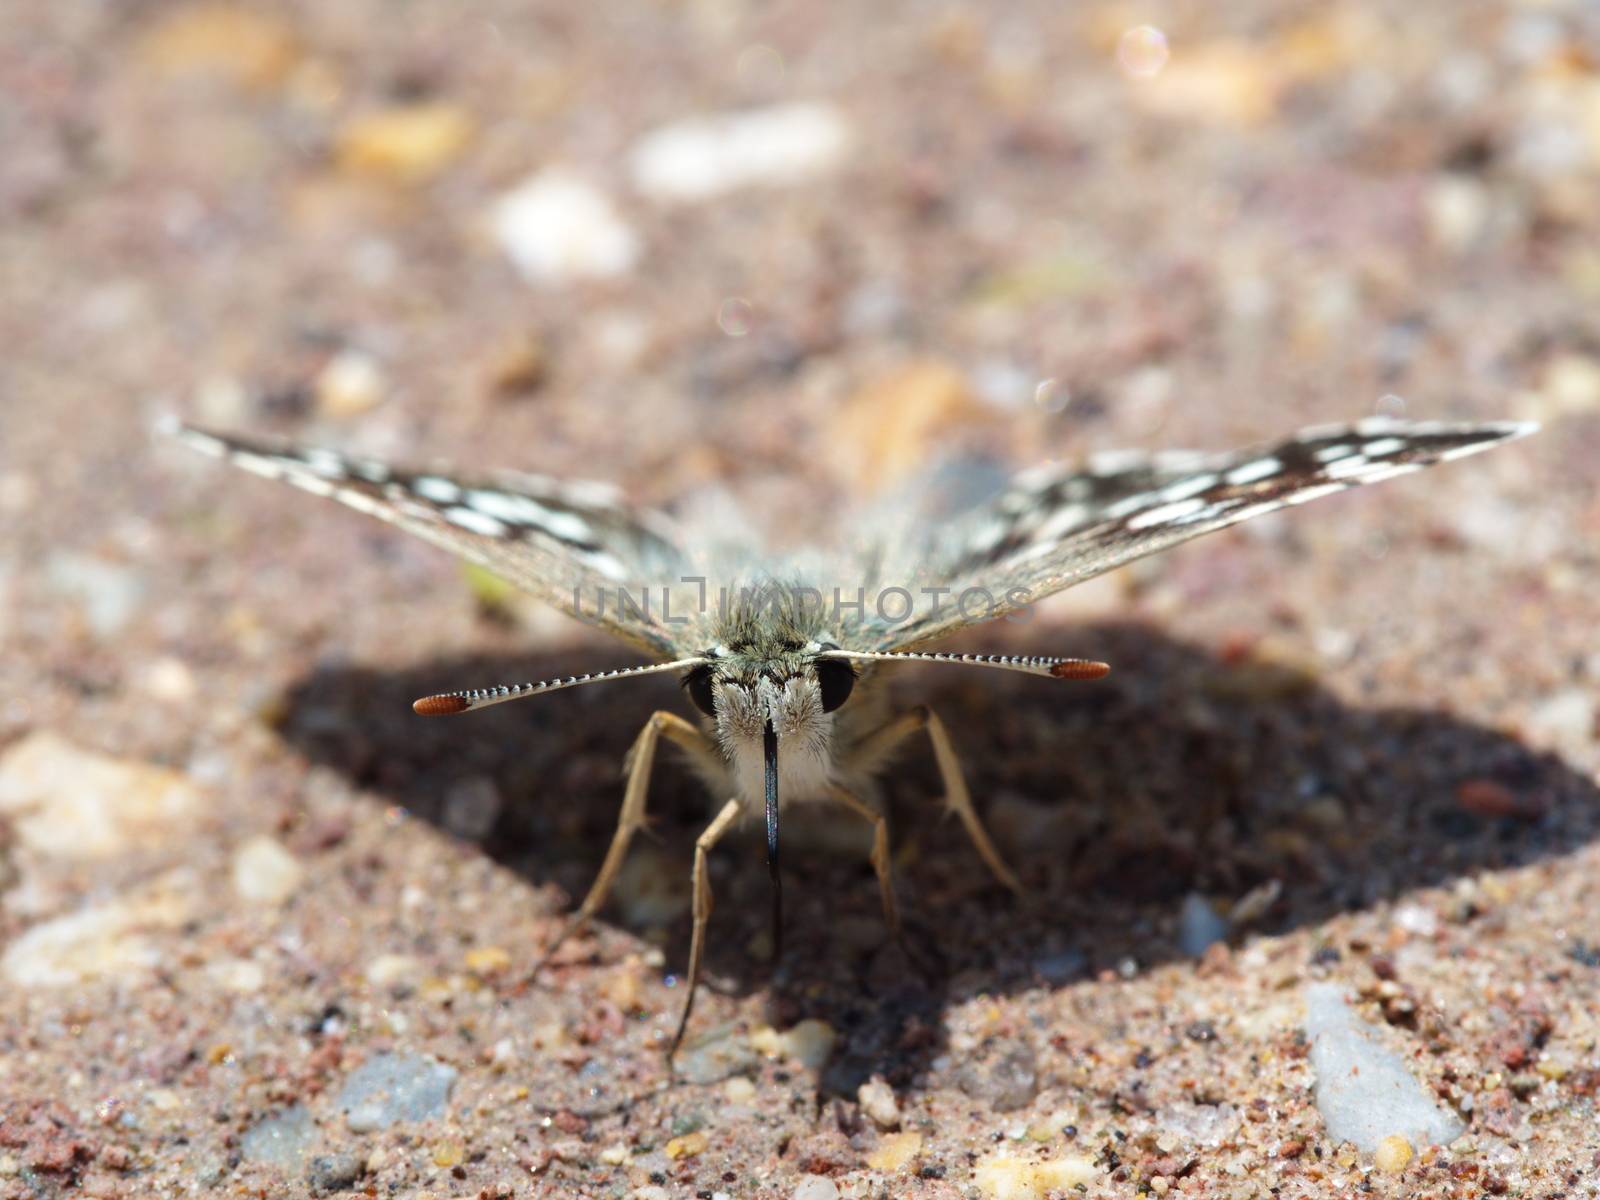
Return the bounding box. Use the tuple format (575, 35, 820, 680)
(679, 643, 856, 747)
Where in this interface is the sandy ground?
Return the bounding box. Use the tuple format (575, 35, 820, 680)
(1, 0, 1598, 1196)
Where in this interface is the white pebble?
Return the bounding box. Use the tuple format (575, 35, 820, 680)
(232, 835, 304, 906)
(0, 732, 204, 861)
(366, 953, 424, 987)
(1305, 983, 1463, 1152)
(629, 103, 851, 202)
(1425, 175, 1489, 252)
(790, 1176, 839, 1200)
(1524, 688, 1595, 755)
(46, 552, 145, 638)
(751, 1019, 837, 1071)
(492, 168, 640, 284)
(314, 349, 385, 417)
(208, 957, 266, 993)
(3, 871, 197, 986)
(857, 1074, 901, 1128)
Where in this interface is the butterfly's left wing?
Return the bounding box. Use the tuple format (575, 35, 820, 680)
(170, 424, 689, 656)
(862, 418, 1535, 651)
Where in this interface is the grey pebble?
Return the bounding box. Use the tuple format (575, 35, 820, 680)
(240, 1104, 316, 1169)
(307, 1152, 365, 1193)
(955, 1039, 1038, 1112)
(336, 1052, 458, 1132)
(674, 1023, 760, 1085)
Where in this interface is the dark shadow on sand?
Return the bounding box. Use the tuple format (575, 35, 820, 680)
(279, 622, 1600, 1097)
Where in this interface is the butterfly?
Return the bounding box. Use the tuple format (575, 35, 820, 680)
(169, 415, 1533, 1056)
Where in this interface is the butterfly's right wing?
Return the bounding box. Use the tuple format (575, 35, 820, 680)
(857, 418, 1534, 650)
(170, 424, 688, 657)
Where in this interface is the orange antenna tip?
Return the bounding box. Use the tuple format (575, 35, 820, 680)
(414, 693, 471, 716)
(1050, 659, 1111, 680)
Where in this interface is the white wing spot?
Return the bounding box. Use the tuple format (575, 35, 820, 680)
(302, 449, 350, 479)
(1359, 437, 1406, 457)
(1035, 503, 1091, 540)
(1285, 483, 1348, 506)
(444, 506, 511, 537)
(1437, 440, 1499, 462)
(465, 489, 552, 525)
(465, 489, 597, 543)
(1314, 444, 1357, 463)
(1353, 462, 1423, 483)
(1126, 497, 1209, 530)
(1324, 455, 1378, 480)
(580, 551, 630, 581)
(1224, 457, 1282, 486)
(542, 510, 597, 544)
(1156, 472, 1219, 503)
(231, 452, 287, 479)
(413, 476, 463, 503)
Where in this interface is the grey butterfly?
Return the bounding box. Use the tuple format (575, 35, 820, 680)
(169, 415, 1533, 1054)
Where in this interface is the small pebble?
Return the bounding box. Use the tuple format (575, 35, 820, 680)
(1524, 687, 1595, 754)
(751, 1019, 837, 1072)
(429, 1139, 464, 1168)
(45, 553, 145, 638)
(664, 1131, 707, 1159)
(337, 1053, 457, 1131)
(1426, 175, 1490, 251)
(335, 103, 473, 184)
(241, 1105, 315, 1169)
(136, 5, 299, 89)
(973, 1151, 1098, 1199)
(491, 169, 639, 284)
(629, 103, 851, 202)
(232, 835, 305, 906)
(790, 1175, 839, 1200)
(207, 958, 266, 993)
(865, 1130, 922, 1172)
(306, 1151, 364, 1193)
(366, 954, 423, 987)
(669, 1025, 759, 1085)
(1455, 779, 1542, 820)
(1178, 893, 1229, 956)
(313, 350, 385, 418)
(857, 1075, 900, 1128)
(463, 945, 511, 976)
(1374, 1134, 1414, 1173)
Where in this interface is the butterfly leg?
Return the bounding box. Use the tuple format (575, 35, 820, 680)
(533, 710, 719, 973)
(848, 706, 1022, 895)
(827, 785, 900, 937)
(669, 797, 743, 1061)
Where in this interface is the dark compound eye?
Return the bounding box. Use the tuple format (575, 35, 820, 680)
(683, 666, 717, 717)
(816, 659, 856, 713)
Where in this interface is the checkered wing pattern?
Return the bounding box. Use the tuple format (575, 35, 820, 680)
(867, 418, 1534, 651)
(171, 424, 689, 656)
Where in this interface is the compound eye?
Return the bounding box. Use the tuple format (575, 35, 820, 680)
(816, 659, 856, 713)
(683, 666, 717, 717)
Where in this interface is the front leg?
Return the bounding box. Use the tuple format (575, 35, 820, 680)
(669, 797, 743, 1061)
(532, 710, 720, 973)
(846, 705, 1022, 894)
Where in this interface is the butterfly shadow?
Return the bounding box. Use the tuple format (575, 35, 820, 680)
(278, 621, 1600, 1099)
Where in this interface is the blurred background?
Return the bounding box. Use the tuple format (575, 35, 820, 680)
(1, 1, 1597, 1195)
